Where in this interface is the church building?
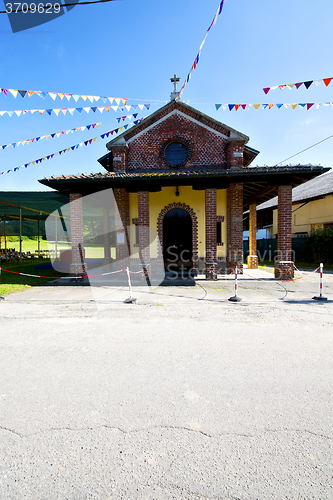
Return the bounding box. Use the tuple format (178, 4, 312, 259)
(40, 77, 327, 281)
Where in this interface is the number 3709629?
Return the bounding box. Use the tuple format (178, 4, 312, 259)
(6, 3, 61, 13)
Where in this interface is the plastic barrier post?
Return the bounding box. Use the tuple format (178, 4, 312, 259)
(228, 266, 242, 302)
(312, 262, 328, 301)
(124, 267, 137, 304)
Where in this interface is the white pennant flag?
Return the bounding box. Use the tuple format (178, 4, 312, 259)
(72, 95, 80, 102)
(83, 107, 90, 113)
(49, 92, 57, 100)
(68, 108, 75, 115)
(87, 96, 94, 103)
(9, 89, 18, 98)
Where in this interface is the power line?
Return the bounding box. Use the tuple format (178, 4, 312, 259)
(0, 0, 118, 15)
(276, 133, 333, 165)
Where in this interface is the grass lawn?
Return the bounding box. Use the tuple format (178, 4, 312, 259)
(0, 259, 67, 296)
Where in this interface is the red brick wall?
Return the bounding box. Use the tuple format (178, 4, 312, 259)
(138, 191, 151, 281)
(69, 192, 87, 278)
(227, 183, 244, 273)
(275, 184, 294, 279)
(110, 144, 128, 172)
(226, 141, 245, 168)
(127, 113, 228, 170)
(205, 188, 217, 280)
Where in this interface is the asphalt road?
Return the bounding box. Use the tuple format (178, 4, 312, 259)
(0, 269, 333, 499)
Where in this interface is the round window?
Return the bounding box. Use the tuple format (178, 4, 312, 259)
(164, 141, 188, 167)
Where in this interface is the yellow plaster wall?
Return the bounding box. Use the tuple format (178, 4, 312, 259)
(272, 196, 333, 235)
(128, 187, 228, 258)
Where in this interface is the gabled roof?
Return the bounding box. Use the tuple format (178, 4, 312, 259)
(106, 99, 250, 149)
(257, 168, 333, 211)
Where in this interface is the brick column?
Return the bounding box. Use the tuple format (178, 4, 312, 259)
(138, 191, 151, 285)
(69, 193, 87, 278)
(114, 188, 130, 270)
(247, 203, 258, 269)
(226, 140, 245, 169)
(103, 208, 111, 266)
(227, 183, 244, 273)
(205, 188, 217, 280)
(274, 185, 294, 280)
(110, 144, 128, 172)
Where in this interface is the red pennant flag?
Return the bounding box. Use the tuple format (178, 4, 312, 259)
(295, 82, 303, 89)
(241, 104, 246, 110)
(235, 105, 240, 111)
(307, 103, 314, 110)
(263, 87, 270, 94)
(323, 78, 332, 87)
(122, 116, 126, 121)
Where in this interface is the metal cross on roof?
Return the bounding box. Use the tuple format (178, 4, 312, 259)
(171, 74, 180, 93)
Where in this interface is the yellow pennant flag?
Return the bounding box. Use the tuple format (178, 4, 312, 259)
(67, 148, 71, 152)
(80, 95, 88, 101)
(253, 104, 260, 110)
(291, 104, 298, 110)
(27, 90, 34, 97)
(53, 109, 60, 116)
(122, 98, 128, 105)
(97, 122, 101, 127)
(46, 135, 50, 139)
(93, 137, 97, 142)
(22, 141, 26, 145)
(32, 161, 35, 165)
(38, 109, 44, 115)
(287, 84, 295, 89)
(58, 93, 65, 100)
(105, 107, 111, 112)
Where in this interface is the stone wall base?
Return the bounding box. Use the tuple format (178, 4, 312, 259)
(205, 262, 217, 281)
(247, 255, 259, 269)
(274, 261, 294, 280)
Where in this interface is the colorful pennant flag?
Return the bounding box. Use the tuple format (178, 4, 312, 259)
(215, 102, 333, 110)
(0, 105, 150, 117)
(0, 118, 144, 176)
(178, 0, 226, 100)
(263, 77, 333, 94)
(0, 122, 102, 151)
(1, 87, 129, 105)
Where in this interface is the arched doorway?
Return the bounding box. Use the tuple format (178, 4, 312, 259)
(163, 208, 192, 274)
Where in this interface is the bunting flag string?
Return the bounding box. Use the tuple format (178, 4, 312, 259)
(177, 0, 226, 100)
(1, 122, 102, 151)
(0, 88, 129, 105)
(0, 104, 150, 118)
(263, 77, 333, 94)
(215, 102, 333, 111)
(0, 119, 144, 176)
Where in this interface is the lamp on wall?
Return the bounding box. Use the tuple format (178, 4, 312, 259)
(175, 186, 180, 196)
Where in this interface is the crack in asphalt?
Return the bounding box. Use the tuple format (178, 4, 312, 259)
(0, 424, 332, 441)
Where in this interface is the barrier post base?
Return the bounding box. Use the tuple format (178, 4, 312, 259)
(312, 296, 328, 301)
(124, 297, 137, 304)
(228, 295, 242, 302)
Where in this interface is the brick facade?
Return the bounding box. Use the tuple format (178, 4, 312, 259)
(205, 188, 217, 280)
(226, 140, 245, 169)
(275, 185, 294, 280)
(103, 208, 111, 265)
(69, 192, 87, 278)
(227, 183, 244, 273)
(138, 191, 151, 283)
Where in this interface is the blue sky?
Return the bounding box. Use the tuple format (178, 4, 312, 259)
(0, 0, 333, 191)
